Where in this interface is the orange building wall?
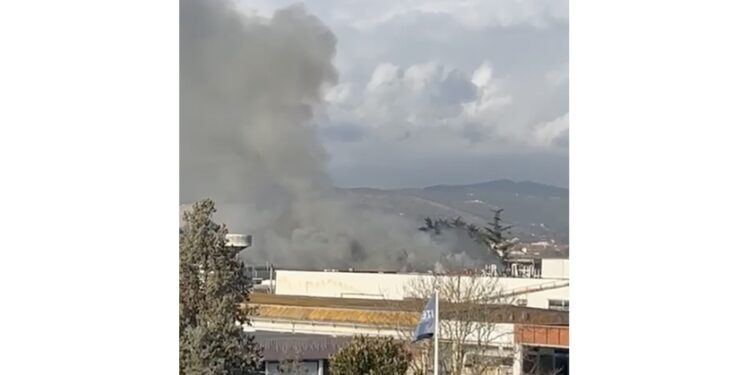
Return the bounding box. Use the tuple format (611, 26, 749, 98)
(515, 324, 569, 348)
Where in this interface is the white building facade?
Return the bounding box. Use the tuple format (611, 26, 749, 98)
(271, 260, 569, 310)
(248, 263, 569, 374)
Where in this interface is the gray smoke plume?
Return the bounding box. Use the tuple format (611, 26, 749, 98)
(180, 0, 483, 270)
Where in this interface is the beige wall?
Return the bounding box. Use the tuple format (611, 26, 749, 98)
(273, 270, 568, 309)
(541, 259, 569, 279)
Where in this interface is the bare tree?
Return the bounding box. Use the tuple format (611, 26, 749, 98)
(386, 274, 519, 375)
(276, 346, 307, 374)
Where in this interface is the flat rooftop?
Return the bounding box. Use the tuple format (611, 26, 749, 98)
(247, 294, 568, 326)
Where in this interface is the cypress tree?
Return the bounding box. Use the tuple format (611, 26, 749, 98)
(180, 199, 262, 375)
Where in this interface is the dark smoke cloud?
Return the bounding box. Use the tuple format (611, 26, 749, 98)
(180, 0, 486, 270)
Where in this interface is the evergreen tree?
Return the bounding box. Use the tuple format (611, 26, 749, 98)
(481, 209, 514, 256)
(329, 336, 411, 375)
(419, 209, 515, 270)
(180, 199, 262, 375)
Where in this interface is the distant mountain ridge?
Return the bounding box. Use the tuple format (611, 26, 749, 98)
(184, 179, 569, 245)
(344, 179, 567, 197)
(421, 179, 568, 198)
(339, 179, 569, 244)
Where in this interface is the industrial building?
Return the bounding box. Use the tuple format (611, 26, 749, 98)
(266, 257, 568, 309)
(244, 259, 569, 375)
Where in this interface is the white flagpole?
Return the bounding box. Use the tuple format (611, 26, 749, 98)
(433, 289, 439, 375)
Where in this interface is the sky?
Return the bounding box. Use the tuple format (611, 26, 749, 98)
(237, 0, 568, 188)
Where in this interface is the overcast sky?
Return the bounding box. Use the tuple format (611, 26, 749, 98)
(237, 0, 568, 188)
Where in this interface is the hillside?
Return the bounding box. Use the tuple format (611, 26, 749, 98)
(338, 179, 569, 244)
(181, 179, 569, 249)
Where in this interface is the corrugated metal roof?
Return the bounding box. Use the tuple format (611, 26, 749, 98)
(252, 331, 352, 361)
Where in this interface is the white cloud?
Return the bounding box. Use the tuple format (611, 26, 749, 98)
(350, 62, 478, 132)
(237, 0, 569, 187)
(463, 62, 513, 129)
(471, 61, 494, 88)
(532, 113, 569, 148)
(323, 81, 352, 104)
(324, 60, 566, 151)
(240, 0, 568, 30)
(337, 0, 566, 30)
(406, 0, 568, 29)
(366, 62, 401, 91)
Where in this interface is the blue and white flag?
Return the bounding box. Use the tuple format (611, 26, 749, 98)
(413, 293, 437, 342)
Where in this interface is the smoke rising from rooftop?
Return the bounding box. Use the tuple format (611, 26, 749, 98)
(180, 0, 490, 270)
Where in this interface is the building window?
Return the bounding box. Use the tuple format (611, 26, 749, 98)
(548, 299, 569, 311)
(515, 299, 527, 307)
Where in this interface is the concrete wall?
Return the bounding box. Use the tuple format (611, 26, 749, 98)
(273, 270, 568, 309)
(541, 259, 569, 279)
